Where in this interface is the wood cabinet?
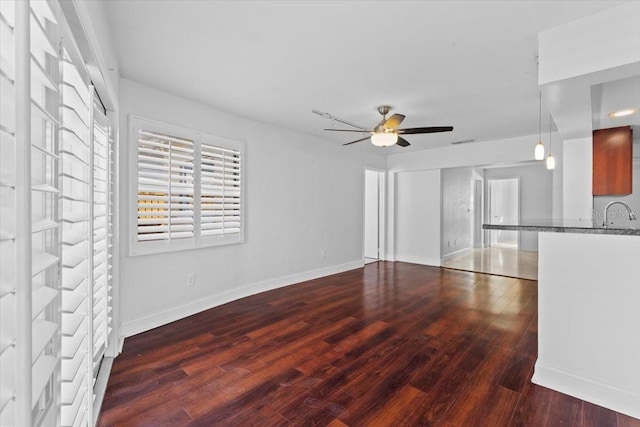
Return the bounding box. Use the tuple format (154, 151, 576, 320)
(592, 125, 633, 196)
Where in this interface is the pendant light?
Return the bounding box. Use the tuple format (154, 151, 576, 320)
(534, 91, 545, 160)
(546, 114, 555, 170)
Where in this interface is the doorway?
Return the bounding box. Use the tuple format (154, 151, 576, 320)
(488, 178, 520, 248)
(364, 169, 384, 263)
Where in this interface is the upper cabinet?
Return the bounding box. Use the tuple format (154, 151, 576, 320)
(593, 126, 633, 196)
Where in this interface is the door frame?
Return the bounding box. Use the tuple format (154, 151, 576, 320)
(473, 178, 484, 248)
(363, 168, 386, 261)
(487, 177, 521, 249)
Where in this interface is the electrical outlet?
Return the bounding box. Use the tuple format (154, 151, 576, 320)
(321, 249, 326, 259)
(188, 273, 196, 287)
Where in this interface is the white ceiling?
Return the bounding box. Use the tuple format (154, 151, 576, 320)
(101, 0, 629, 154)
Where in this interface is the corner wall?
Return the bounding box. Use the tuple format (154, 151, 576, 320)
(118, 78, 386, 336)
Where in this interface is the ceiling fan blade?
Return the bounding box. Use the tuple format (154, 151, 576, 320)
(396, 137, 411, 147)
(342, 136, 370, 146)
(384, 114, 405, 129)
(398, 126, 453, 135)
(324, 128, 373, 133)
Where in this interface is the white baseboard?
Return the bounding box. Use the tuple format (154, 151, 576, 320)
(395, 255, 441, 267)
(442, 247, 471, 261)
(532, 363, 640, 420)
(122, 260, 364, 338)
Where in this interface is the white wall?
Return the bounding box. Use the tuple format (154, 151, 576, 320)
(441, 168, 472, 257)
(562, 138, 593, 220)
(538, 2, 640, 86)
(118, 78, 385, 336)
(535, 232, 640, 419)
(484, 163, 553, 251)
(395, 170, 441, 266)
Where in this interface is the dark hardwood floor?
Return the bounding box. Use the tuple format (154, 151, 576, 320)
(99, 262, 640, 427)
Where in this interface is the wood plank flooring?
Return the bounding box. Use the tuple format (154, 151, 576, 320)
(99, 262, 640, 427)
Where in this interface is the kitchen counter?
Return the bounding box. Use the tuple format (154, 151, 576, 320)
(482, 219, 640, 236)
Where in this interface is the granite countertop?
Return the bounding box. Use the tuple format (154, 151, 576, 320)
(482, 219, 640, 236)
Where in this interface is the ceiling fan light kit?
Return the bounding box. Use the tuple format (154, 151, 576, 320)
(317, 105, 453, 148)
(371, 131, 398, 147)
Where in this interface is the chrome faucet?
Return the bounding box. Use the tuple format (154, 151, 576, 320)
(603, 201, 638, 227)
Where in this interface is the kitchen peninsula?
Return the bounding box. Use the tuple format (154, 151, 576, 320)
(483, 221, 640, 419)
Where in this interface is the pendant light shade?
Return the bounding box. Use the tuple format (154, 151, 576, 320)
(371, 132, 398, 147)
(546, 113, 555, 169)
(546, 154, 556, 170)
(535, 141, 545, 160)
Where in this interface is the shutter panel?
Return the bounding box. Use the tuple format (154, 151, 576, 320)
(0, 1, 17, 424)
(137, 130, 195, 243)
(2, 3, 116, 425)
(29, 1, 61, 425)
(91, 98, 111, 394)
(59, 49, 91, 427)
(200, 144, 242, 236)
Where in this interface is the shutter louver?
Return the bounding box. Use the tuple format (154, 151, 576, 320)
(137, 130, 195, 243)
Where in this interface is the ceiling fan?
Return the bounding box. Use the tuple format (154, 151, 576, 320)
(324, 105, 453, 147)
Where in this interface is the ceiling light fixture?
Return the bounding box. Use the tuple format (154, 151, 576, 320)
(535, 91, 545, 161)
(546, 113, 555, 170)
(371, 131, 398, 147)
(608, 108, 638, 118)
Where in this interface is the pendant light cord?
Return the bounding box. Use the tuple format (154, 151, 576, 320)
(538, 92, 542, 142)
(549, 113, 552, 151)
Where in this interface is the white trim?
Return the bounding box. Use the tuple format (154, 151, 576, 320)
(363, 167, 386, 261)
(532, 363, 640, 420)
(394, 255, 441, 267)
(442, 247, 472, 261)
(121, 260, 364, 338)
(128, 115, 245, 256)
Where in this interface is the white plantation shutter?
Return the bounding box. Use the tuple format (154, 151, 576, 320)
(28, 0, 62, 425)
(0, 0, 64, 425)
(200, 143, 242, 237)
(0, 2, 116, 425)
(131, 117, 244, 255)
(59, 49, 91, 427)
(0, 1, 18, 424)
(91, 97, 113, 405)
(137, 130, 195, 242)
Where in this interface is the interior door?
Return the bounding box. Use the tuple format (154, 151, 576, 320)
(489, 178, 519, 248)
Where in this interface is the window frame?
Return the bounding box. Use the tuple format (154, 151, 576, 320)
(129, 115, 245, 256)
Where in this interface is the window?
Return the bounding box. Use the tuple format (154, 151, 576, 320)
(130, 116, 244, 255)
